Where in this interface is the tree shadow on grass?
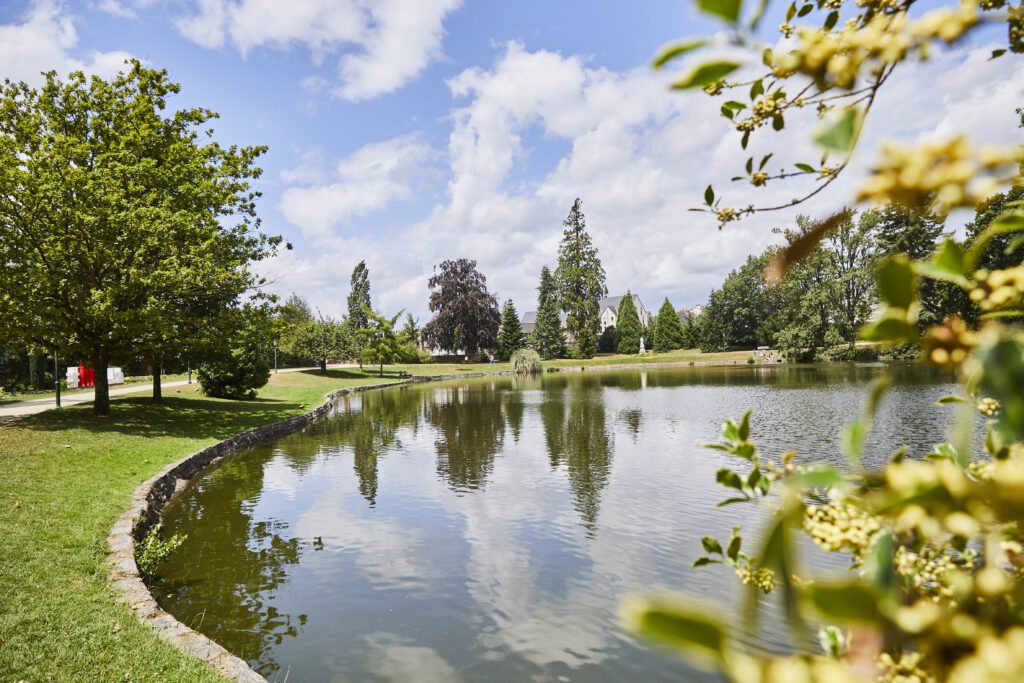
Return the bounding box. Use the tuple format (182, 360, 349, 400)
(296, 368, 407, 380)
(15, 395, 304, 441)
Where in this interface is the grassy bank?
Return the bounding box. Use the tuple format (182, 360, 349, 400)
(0, 368, 406, 681)
(0, 352, 743, 680)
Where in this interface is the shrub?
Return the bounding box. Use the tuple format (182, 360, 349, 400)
(136, 524, 186, 580)
(511, 348, 542, 374)
(397, 340, 420, 364)
(197, 340, 270, 400)
(417, 349, 435, 364)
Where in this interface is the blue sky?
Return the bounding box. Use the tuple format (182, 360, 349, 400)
(2, 0, 1022, 321)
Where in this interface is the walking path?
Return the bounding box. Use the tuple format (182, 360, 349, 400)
(0, 365, 344, 425)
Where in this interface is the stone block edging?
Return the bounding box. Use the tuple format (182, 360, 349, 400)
(106, 379, 419, 681)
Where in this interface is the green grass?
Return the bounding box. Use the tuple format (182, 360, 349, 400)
(0, 368, 405, 681)
(0, 351, 743, 680)
(546, 347, 752, 367)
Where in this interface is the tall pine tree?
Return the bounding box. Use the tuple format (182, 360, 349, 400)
(554, 199, 606, 358)
(616, 292, 642, 354)
(531, 266, 565, 359)
(654, 298, 685, 352)
(497, 299, 526, 360)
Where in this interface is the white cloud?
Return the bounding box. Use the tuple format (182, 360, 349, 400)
(0, 0, 133, 85)
(278, 134, 437, 246)
(173, 0, 462, 101)
(271, 41, 1024, 322)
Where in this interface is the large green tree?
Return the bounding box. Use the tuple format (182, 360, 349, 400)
(654, 298, 685, 352)
(497, 299, 526, 361)
(358, 308, 403, 376)
(531, 266, 566, 359)
(554, 198, 607, 358)
(422, 258, 501, 359)
(0, 62, 282, 415)
(616, 292, 642, 354)
(292, 314, 352, 373)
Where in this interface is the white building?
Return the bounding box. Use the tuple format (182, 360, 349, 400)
(598, 294, 653, 331)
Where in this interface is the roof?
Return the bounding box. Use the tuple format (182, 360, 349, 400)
(599, 293, 645, 316)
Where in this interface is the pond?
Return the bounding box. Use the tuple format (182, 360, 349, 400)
(153, 363, 961, 682)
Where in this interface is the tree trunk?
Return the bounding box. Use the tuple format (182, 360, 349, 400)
(152, 355, 162, 402)
(379, 362, 383, 377)
(319, 358, 327, 374)
(93, 358, 110, 416)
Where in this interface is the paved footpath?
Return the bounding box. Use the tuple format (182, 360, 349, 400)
(0, 365, 346, 426)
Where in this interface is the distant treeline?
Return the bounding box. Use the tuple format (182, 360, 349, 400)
(689, 188, 1022, 360)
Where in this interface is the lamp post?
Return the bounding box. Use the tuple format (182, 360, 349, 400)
(274, 340, 278, 373)
(54, 352, 61, 409)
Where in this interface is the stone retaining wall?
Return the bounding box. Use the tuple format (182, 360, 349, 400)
(106, 380, 416, 681)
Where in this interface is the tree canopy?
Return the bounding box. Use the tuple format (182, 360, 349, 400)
(497, 300, 527, 361)
(0, 62, 282, 414)
(292, 314, 352, 373)
(358, 308, 403, 376)
(347, 261, 372, 350)
(554, 198, 606, 358)
(654, 298, 685, 352)
(422, 258, 500, 358)
(616, 293, 642, 354)
(531, 266, 566, 360)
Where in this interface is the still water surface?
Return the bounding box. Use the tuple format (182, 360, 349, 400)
(155, 363, 960, 681)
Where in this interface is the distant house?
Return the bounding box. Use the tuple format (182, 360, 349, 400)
(599, 294, 653, 331)
(520, 293, 650, 340)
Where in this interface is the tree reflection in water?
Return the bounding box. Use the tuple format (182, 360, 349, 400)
(152, 454, 305, 677)
(540, 375, 614, 534)
(427, 383, 506, 492)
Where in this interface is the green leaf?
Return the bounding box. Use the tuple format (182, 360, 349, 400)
(840, 418, 865, 460)
(785, 2, 796, 21)
(968, 208, 1024, 270)
(860, 313, 920, 343)
(622, 599, 728, 670)
(865, 374, 892, 419)
(875, 257, 917, 309)
(738, 408, 751, 441)
(745, 157, 754, 174)
(673, 61, 740, 89)
(721, 418, 740, 443)
(741, 130, 750, 149)
(717, 496, 752, 506)
(772, 114, 785, 131)
(727, 534, 742, 561)
(913, 239, 970, 287)
(759, 153, 773, 170)
(824, 10, 839, 29)
(761, 48, 773, 67)
(795, 163, 815, 172)
(702, 536, 724, 555)
(814, 107, 862, 153)
(937, 395, 970, 405)
(705, 185, 715, 205)
(693, 556, 721, 567)
(750, 79, 764, 100)
(804, 582, 885, 624)
(797, 3, 813, 16)
(653, 40, 708, 68)
(746, 466, 761, 489)
(698, 0, 743, 23)
(991, 48, 1007, 59)
(890, 446, 909, 464)
(721, 105, 735, 120)
(716, 468, 745, 491)
(790, 466, 846, 491)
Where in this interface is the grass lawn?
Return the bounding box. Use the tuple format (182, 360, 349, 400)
(0, 351, 743, 681)
(547, 347, 753, 367)
(0, 368, 407, 681)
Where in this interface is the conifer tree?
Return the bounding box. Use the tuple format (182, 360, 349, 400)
(531, 266, 566, 359)
(347, 261, 372, 353)
(616, 292, 642, 354)
(654, 298, 686, 352)
(554, 199, 606, 358)
(497, 300, 527, 361)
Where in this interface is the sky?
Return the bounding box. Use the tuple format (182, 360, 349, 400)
(2, 0, 1022, 322)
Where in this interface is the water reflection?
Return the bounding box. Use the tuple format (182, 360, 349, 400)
(155, 363, 960, 681)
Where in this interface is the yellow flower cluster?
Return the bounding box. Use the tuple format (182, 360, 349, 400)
(704, 80, 725, 96)
(804, 500, 881, 558)
(949, 627, 1024, 682)
(894, 545, 975, 601)
(877, 651, 933, 683)
(750, 171, 769, 186)
(856, 138, 1021, 214)
(717, 206, 740, 223)
(736, 565, 776, 593)
(728, 654, 866, 683)
(970, 265, 1024, 312)
(978, 397, 1000, 417)
(922, 317, 977, 369)
(772, 2, 979, 89)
